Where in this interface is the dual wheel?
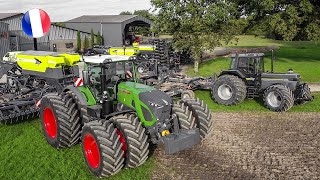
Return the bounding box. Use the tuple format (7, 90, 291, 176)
(212, 75, 295, 112)
(40, 92, 213, 178)
(80, 98, 213, 177)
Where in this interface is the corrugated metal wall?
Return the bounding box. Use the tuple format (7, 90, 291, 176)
(0, 22, 10, 58)
(1, 15, 91, 51)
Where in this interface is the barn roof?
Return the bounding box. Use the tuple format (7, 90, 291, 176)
(0, 13, 23, 20)
(66, 15, 153, 26)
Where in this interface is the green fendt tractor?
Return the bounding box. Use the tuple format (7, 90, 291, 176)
(211, 53, 313, 112)
(39, 56, 213, 177)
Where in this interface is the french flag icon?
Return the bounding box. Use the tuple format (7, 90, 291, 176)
(22, 9, 51, 38)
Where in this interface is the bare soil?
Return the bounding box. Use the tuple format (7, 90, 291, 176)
(152, 112, 320, 180)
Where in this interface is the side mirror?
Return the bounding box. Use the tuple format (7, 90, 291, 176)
(82, 70, 89, 86)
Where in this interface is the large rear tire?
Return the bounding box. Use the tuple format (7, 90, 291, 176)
(211, 75, 247, 105)
(110, 113, 149, 168)
(40, 91, 81, 148)
(173, 98, 213, 139)
(81, 120, 124, 178)
(263, 85, 294, 112)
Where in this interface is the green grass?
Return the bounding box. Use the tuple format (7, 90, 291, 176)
(195, 91, 320, 112)
(187, 36, 320, 82)
(0, 120, 154, 180)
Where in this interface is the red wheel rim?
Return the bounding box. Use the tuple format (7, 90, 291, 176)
(84, 133, 100, 169)
(43, 107, 57, 139)
(117, 129, 127, 157)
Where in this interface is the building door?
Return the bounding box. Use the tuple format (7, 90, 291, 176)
(9, 35, 19, 51)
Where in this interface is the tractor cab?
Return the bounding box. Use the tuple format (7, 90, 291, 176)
(230, 53, 265, 76)
(82, 55, 136, 100)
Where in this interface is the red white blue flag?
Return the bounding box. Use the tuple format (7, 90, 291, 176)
(22, 9, 51, 38)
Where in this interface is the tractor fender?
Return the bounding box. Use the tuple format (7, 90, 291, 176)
(218, 70, 246, 79)
(63, 85, 88, 106)
(261, 80, 298, 91)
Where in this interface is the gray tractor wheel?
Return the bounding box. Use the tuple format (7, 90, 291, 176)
(111, 113, 149, 168)
(40, 91, 81, 148)
(81, 120, 124, 178)
(263, 85, 294, 112)
(211, 75, 247, 105)
(181, 90, 195, 100)
(173, 98, 213, 139)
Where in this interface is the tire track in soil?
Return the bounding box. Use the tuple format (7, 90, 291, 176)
(151, 112, 320, 180)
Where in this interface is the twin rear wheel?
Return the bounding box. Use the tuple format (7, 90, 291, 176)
(81, 113, 150, 177)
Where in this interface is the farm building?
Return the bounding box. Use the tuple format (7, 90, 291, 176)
(0, 13, 92, 56)
(0, 22, 10, 58)
(65, 15, 153, 46)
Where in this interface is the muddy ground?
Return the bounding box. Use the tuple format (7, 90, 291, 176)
(152, 112, 320, 180)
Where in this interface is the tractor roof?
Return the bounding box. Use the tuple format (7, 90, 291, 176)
(82, 55, 131, 64)
(231, 53, 265, 58)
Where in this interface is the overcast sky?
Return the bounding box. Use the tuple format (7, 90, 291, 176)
(0, 0, 152, 21)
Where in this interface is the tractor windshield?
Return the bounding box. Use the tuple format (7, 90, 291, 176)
(235, 55, 265, 74)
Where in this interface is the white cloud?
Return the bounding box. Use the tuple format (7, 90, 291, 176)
(0, 0, 152, 21)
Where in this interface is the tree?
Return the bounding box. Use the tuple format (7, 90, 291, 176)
(76, 31, 81, 52)
(232, 0, 320, 41)
(90, 29, 95, 47)
(97, 31, 102, 45)
(52, 22, 66, 27)
(151, 0, 238, 73)
(134, 10, 155, 21)
(119, 11, 133, 15)
(84, 35, 89, 49)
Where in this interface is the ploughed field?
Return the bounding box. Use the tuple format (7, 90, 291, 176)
(152, 112, 320, 179)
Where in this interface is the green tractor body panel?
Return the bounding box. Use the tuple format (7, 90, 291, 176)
(117, 82, 158, 126)
(78, 86, 97, 106)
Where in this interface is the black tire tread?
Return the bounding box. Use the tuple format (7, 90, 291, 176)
(172, 101, 196, 129)
(111, 114, 149, 168)
(212, 75, 247, 105)
(181, 98, 214, 139)
(42, 91, 81, 148)
(263, 84, 294, 112)
(82, 120, 124, 177)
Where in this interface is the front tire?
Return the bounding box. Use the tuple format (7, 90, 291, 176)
(81, 120, 124, 178)
(173, 98, 213, 139)
(110, 113, 149, 168)
(211, 75, 247, 105)
(263, 85, 294, 112)
(40, 91, 81, 148)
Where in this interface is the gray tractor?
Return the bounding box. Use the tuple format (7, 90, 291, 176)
(211, 52, 313, 112)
